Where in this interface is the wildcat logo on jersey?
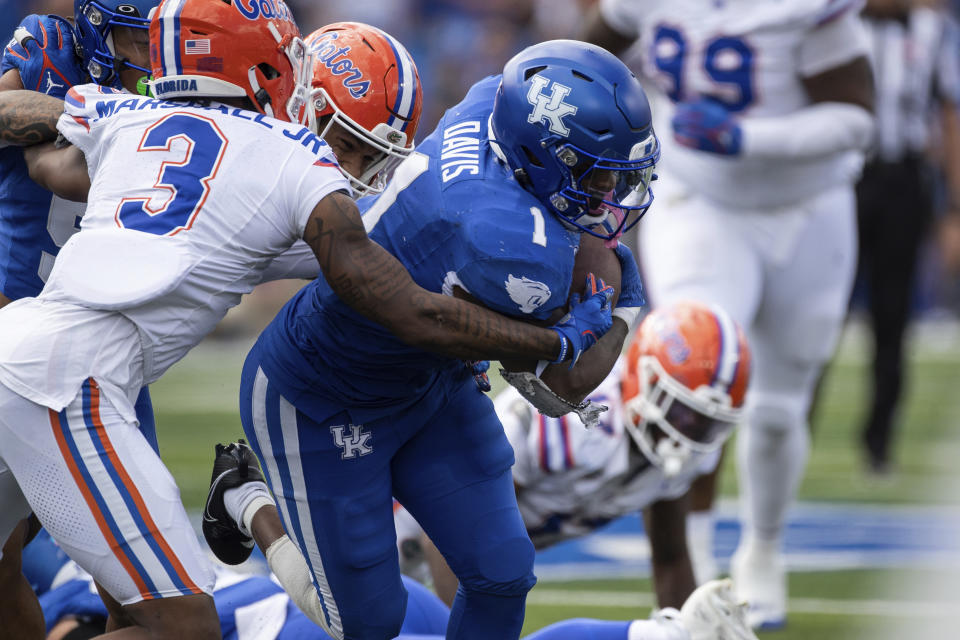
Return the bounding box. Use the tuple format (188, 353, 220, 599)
(234, 0, 294, 23)
(308, 32, 371, 99)
(330, 424, 373, 459)
(526, 75, 578, 137)
(505, 274, 551, 313)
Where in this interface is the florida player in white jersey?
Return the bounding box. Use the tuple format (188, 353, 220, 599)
(0, 3, 159, 637)
(398, 303, 752, 612)
(0, 2, 616, 638)
(581, 0, 875, 629)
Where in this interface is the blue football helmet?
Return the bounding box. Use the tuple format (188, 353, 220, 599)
(490, 40, 660, 240)
(73, 0, 156, 88)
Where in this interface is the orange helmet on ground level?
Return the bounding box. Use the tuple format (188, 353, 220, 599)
(622, 301, 752, 477)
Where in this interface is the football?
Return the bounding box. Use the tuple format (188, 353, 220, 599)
(570, 233, 622, 309)
(500, 234, 622, 373)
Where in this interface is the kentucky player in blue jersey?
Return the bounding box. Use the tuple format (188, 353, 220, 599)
(200, 40, 660, 640)
(0, 2, 157, 637)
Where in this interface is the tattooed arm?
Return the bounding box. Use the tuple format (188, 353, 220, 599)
(0, 89, 62, 147)
(303, 191, 567, 362)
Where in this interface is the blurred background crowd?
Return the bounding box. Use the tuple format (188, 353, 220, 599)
(4, 0, 959, 324)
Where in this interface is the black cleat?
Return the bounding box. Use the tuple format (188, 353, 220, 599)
(202, 440, 265, 565)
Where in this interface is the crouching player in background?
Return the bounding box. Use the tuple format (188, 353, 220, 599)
(23, 523, 753, 640)
(399, 301, 752, 617)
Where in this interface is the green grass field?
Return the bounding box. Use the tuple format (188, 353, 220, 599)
(149, 318, 960, 639)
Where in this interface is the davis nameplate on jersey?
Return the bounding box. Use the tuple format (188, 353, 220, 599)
(505, 274, 551, 313)
(526, 75, 578, 137)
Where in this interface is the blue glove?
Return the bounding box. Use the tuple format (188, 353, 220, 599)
(2, 14, 84, 98)
(671, 98, 742, 156)
(465, 360, 491, 392)
(612, 242, 645, 309)
(549, 273, 614, 366)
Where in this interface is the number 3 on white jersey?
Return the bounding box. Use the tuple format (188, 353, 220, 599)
(114, 112, 228, 236)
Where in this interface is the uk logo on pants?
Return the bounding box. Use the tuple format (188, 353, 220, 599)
(330, 424, 373, 459)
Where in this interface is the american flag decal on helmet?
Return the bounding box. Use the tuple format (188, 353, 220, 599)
(184, 39, 210, 55)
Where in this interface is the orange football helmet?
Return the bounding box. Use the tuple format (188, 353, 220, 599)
(622, 301, 752, 477)
(148, 0, 311, 124)
(305, 22, 422, 195)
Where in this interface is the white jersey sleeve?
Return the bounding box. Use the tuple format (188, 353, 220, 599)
(259, 240, 320, 283)
(798, 5, 870, 77)
(280, 149, 350, 238)
(57, 84, 128, 173)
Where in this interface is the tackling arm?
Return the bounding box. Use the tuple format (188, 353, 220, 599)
(644, 495, 697, 610)
(24, 141, 90, 202)
(303, 191, 600, 362)
(0, 89, 62, 147)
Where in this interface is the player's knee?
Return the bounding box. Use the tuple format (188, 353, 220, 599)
(125, 593, 220, 640)
(748, 395, 806, 435)
(459, 533, 536, 596)
(338, 585, 406, 640)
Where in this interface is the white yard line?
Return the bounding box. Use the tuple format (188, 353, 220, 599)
(527, 589, 955, 618)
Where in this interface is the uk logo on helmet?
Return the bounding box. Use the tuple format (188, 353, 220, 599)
(526, 75, 578, 137)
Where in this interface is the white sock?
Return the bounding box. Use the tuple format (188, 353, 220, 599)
(737, 420, 809, 542)
(266, 535, 335, 635)
(629, 609, 690, 640)
(224, 481, 271, 537)
(685, 510, 717, 585)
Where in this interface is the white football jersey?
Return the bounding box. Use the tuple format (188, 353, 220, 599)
(501, 358, 709, 549)
(0, 85, 349, 421)
(600, 0, 869, 208)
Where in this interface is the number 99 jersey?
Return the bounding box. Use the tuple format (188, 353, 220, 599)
(599, 0, 870, 208)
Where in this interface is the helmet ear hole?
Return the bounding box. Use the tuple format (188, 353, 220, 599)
(253, 63, 281, 110)
(521, 146, 543, 168)
(523, 65, 547, 81)
(258, 63, 281, 80)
